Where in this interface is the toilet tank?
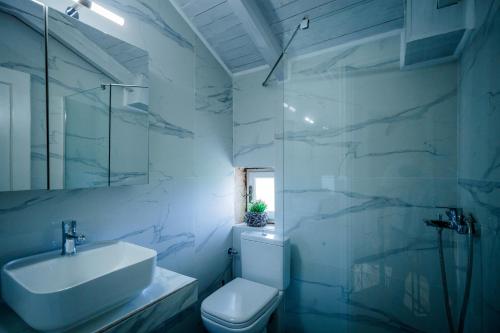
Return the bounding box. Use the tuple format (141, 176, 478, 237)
(241, 231, 290, 290)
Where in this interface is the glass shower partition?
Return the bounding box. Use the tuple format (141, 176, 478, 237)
(62, 85, 149, 189)
(109, 85, 149, 186)
(280, 33, 475, 332)
(63, 85, 110, 189)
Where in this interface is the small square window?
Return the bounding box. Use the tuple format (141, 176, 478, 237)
(246, 169, 275, 220)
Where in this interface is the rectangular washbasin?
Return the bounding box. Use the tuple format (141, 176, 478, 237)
(1, 241, 157, 332)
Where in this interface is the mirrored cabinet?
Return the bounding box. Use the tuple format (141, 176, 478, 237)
(0, 0, 149, 192)
(0, 0, 47, 191)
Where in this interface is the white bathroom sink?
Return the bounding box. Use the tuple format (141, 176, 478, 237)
(1, 241, 157, 332)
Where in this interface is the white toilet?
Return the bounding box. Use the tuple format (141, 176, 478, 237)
(201, 231, 290, 333)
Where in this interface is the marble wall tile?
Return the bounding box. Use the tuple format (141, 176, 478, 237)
(284, 268, 461, 333)
(233, 70, 283, 168)
(194, 36, 233, 178)
(283, 37, 457, 183)
(458, 0, 500, 184)
(284, 178, 458, 289)
(458, 0, 500, 331)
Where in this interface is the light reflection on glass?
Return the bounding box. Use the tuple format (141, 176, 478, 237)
(404, 272, 430, 316)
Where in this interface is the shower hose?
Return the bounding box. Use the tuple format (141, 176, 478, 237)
(437, 226, 474, 333)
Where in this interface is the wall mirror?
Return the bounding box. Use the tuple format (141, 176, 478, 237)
(47, 7, 149, 189)
(0, 0, 150, 192)
(0, 0, 48, 191)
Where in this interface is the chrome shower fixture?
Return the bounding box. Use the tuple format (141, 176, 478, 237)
(424, 207, 474, 234)
(424, 206, 474, 333)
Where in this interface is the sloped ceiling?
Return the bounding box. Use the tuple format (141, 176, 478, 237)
(171, 0, 404, 74)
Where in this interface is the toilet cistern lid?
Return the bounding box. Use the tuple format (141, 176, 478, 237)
(241, 231, 289, 246)
(201, 278, 278, 325)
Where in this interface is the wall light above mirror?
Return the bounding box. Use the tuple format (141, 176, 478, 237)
(67, 0, 125, 26)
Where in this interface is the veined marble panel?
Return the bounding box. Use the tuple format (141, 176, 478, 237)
(233, 69, 283, 168)
(283, 268, 457, 333)
(194, 36, 233, 178)
(284, 177, 457, 282)
(283, 36, 457, 182)
(458, 1, 500, 331)
(458, 0, 500, 184)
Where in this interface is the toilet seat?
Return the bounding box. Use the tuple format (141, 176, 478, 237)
(201, 278, 279, 330)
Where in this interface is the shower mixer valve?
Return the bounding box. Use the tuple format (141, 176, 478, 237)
(424, 207, 474, 234)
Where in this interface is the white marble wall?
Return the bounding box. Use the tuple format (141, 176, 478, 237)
(233, 70, 282, 168)
(0, 0, 233, 330)
(458, 0, 500, 332)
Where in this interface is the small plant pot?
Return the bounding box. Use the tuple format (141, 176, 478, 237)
(244, 212, 269, 227)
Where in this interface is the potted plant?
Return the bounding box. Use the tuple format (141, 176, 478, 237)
(244, 200, 269, 227)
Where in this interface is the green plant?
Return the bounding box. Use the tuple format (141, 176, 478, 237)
(248, 200, 267, 213)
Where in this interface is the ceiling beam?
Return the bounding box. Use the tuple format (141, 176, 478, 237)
(169, 0, 232, 76)
(227, 0, 283, 79)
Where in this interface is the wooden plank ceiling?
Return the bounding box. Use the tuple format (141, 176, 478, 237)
(172, 0, 404, 74)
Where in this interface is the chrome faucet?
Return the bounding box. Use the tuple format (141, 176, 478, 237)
(61, 220, 86, 256)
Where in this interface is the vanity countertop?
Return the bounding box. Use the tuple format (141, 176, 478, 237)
(0, 267, 198, 333)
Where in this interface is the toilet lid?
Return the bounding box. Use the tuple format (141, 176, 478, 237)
(201, 278, 278, 326)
